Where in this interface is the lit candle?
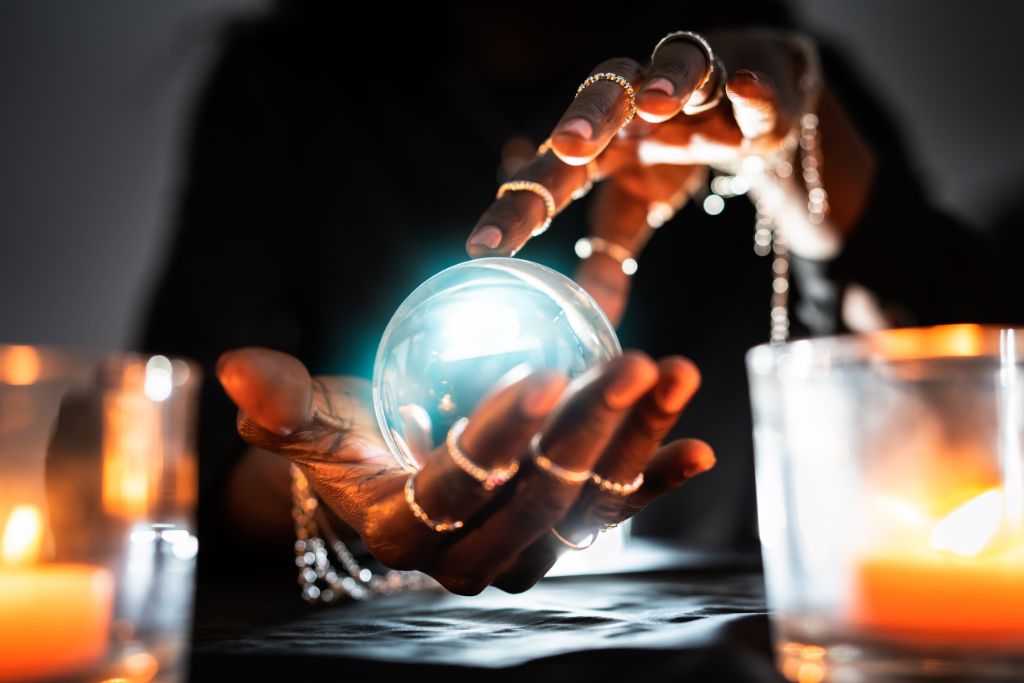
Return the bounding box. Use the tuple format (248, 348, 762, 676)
(0, 505, 114, 682)
(852, 488, 1024, 644)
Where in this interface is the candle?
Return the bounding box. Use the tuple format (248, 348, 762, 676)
(0, 505, 114, 682)
(852, 488, 1024, 644)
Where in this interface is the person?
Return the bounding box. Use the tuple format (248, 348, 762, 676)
(141, 3, 1015, 599)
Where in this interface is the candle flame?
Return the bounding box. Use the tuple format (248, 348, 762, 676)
(928, 488, 1002, 558)
(1, 505, 43, 565)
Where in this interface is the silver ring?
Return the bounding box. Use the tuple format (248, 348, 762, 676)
(650, 31, 725, 115)
(651, 31, 715, 86)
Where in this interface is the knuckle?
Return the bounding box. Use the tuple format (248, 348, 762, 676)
(482, 198, 530, 235)
(651, 59, 696, 83)
(594, 57, 641, 78)
(512, 477, 573, 529)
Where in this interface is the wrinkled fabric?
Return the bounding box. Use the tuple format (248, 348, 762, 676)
(191, 550, 788, 682)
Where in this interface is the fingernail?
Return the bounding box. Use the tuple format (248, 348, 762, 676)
(684, 450, 716, 478)
(215, 351, 236, 380)
(521, 374, 566, 419)
(557, 117, 593, 140)
(469, 225, 503, 250)
(735, 69, 760, 83)
(657, 376, 689, 413)
(605, 362, 657, 410)
(642, 78, 675, 97)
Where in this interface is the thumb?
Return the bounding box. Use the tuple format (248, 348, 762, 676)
(216, 347, 315, 438)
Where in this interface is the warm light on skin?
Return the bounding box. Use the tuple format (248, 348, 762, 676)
(928, 488, 1003, 558)
(0, 346, 41, 385)
(1, 505, 43, 565)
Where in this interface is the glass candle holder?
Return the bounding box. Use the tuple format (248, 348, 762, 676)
(0, 345, 199, 683)
(748, 325, 1024, 682)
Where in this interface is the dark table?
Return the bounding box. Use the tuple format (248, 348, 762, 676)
(190, 542, 788, 682)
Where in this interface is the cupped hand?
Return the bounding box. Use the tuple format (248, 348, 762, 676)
(217, 347, 714, 595)
(466, 30, 857, 325)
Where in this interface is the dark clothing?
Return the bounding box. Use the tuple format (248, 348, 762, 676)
(139, 3, 1021, 573)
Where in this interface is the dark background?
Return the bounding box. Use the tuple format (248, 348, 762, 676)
(1, 0, 1023, 349)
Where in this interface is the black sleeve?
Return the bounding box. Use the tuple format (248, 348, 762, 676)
(138, 26, 303, 519)
(787, 42, 1017, 336)
(789, 161, 1012, 336)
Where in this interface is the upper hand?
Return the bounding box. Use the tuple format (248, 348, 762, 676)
(466, 30, 853, 325)
(217, 347, 714, 595)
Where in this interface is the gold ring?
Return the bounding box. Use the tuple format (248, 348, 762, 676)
(529, 434, 592, 485)
(590, 471, 644, 496)
(571, 159, 601, 200)
(445, 417, 520, 491)
(549, 526, 597, 551)
(576, 72, 636, 128)
(573, 236, 638, 276)
(496, 180, 557, 236)
(404, 473, 464, 533)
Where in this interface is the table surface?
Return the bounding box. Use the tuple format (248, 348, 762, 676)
(189, 542, 788, 683)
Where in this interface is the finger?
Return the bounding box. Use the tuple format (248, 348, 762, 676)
(585, 356, 700, 511)
(217, 347, 314, 437)
(467, 151, 589, 258)
(550, 58, 643, 166)
(492, 437, 714, 593)
(365, 370, 568, 573)
(725, 69, 782, 140)
(619, 437, 716, 518)
(574, 164, 702, 325)
(218, 348, 365, 460)
(636, 38, 709, 123)
(491, 358, 700, 591)
(429, 352, 659, 591)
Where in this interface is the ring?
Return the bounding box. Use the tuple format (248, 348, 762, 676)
(650, 31, 725, 115)
(496, 180, 557, 236)
(683, 56, 727, 115)
(574, 236, 638, 276)
(529, 434, 592, 485)
(590, 471, 644, 496)
(571, 159, 601, 201)
(549, 526, 598, 551)
(537, 138, 598, 201)
(445, 417, 520, 491)
(404, 473, 464, 533)
(575, 72, 636, 128)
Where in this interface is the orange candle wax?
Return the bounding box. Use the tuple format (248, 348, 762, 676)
(0, 565, 114, 681)
(854, 549, 1024, 643)
(0, 505, 113, 681)
(852, 488, 1024, 644)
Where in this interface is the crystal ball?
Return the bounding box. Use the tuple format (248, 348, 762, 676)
(372, 257, 621, 471)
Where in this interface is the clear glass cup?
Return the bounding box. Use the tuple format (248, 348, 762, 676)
(748, 325, 1024, 682)
(0, 345, 199, 683)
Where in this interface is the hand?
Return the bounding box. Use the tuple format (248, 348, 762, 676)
(466, 30, 875, 324)
(217, 347, 714, 595)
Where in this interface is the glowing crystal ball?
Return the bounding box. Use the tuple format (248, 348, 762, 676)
(372, 257, 621, 471)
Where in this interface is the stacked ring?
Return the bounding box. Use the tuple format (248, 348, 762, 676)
(496, 180, 557, 236)
(404, 473, 464, 533)
(575, 72, 636, 128)
(591, 471, 644, 496)
(445, 417, 520, 491)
